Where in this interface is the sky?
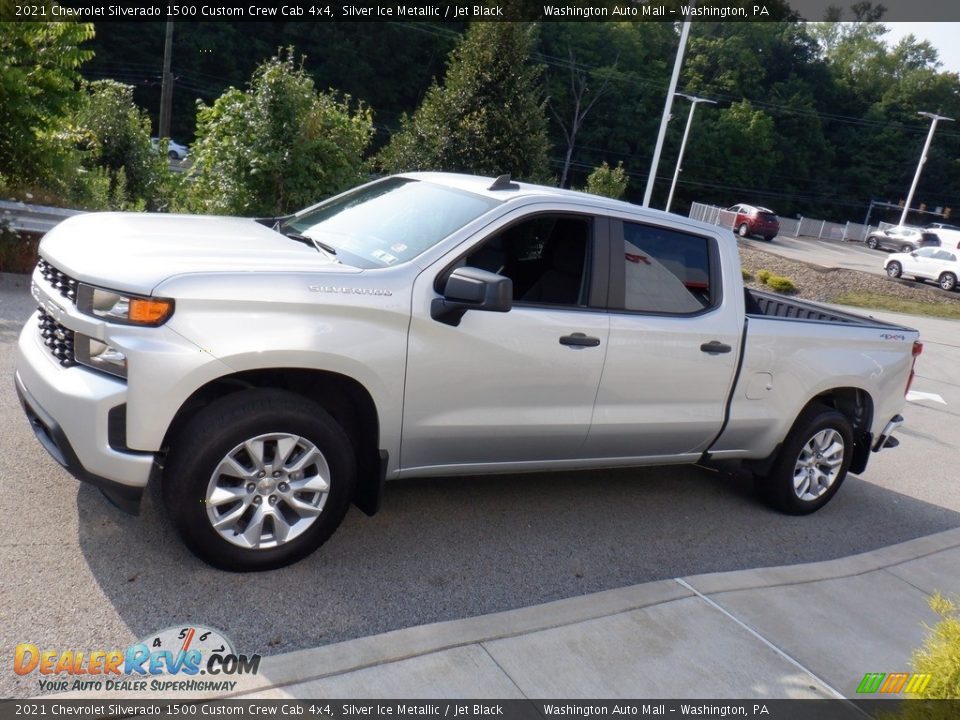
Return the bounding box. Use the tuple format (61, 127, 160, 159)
(883, 23, 960, 75)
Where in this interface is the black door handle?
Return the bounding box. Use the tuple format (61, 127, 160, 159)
(559, 333, 601, 348)
(700, 341, 732, 354)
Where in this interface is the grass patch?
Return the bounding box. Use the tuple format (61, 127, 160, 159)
(741, 268, 753, 282)
(832, 291, 960, 320)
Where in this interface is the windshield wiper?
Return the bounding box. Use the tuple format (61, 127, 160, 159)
(283, 231, 338, 256)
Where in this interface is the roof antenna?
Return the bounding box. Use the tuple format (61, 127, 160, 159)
(488, 174, 519, 191)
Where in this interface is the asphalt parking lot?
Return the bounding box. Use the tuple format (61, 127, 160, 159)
(1, 269, 958, 699)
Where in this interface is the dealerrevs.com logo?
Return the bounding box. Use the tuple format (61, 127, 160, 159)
(14, 625, 261, 694)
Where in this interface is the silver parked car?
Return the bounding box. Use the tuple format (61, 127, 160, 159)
(866, 225, 938, 253)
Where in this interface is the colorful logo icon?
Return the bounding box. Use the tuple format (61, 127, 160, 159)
(856, 672, 932, 694)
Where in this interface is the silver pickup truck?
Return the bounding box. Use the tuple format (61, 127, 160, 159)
(15, 173, 922, 570)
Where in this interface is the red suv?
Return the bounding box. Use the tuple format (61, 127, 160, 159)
(727, 204, 780, 242)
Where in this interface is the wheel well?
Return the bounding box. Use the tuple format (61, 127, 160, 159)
(162, 369, 384, 515)
(746, 387, 874, 477)
(809, 388, 874, 474)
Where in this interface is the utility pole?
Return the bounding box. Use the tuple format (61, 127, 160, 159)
(643, 14, 693, 208)
(158, 21, 174, 139)
(665, 94, 716, 213)
(899, 111, 954, 226)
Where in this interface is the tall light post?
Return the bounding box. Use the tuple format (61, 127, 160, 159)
(899, 111, 954, 226)
(643, 15, 693, 208)
(665, 94, 716, 213)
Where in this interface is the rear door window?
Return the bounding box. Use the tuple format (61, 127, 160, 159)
(613, 221, 717, 314)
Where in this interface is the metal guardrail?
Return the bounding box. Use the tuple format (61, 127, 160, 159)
(0, 200, 82, 235)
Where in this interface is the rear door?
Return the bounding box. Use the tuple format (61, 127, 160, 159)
(582, 219, 741, 459)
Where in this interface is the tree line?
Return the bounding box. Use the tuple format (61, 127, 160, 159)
(2, 13, 959, 223)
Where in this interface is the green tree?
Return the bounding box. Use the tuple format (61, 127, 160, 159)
(377, 22, 550, 181)
(72, 80, 171, 209)
(0, 20, 94, 185)
(583, 161, 627, 199)
(188, 48, 374, 216)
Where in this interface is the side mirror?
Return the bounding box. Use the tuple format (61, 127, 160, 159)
(431, 267, 512, 327)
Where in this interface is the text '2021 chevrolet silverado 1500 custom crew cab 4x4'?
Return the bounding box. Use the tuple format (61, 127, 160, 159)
(16, 173, 922, 570)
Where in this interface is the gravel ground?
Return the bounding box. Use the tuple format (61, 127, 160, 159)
(738, 243, 960, 307)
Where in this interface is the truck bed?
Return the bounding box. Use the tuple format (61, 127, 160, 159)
(744, 289, 911, 329)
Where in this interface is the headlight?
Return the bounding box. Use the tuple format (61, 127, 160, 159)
(74, 334, 127, 378)
(77, 285, 174, 326)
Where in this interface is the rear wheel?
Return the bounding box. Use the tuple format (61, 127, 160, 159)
(939, 272, 957, 291)
(866, 236, 879, 249)
(163, 389, 356, 571)
(738, 223, 750, 238)
(886, 261, 902, 278)
(901, 244, 913, 253)
(756, 404, 853, 515)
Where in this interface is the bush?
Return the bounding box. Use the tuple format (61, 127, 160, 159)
(188, 48, 373, 216)
(741, 268, 753, 281)
(766, 275, 796, 293)
(756, 269, 772, 284)
(910, 593, 960, 699)
(72, 80, 172, 211)
(584, 161, 628, 199)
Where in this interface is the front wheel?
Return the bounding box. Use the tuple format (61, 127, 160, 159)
(940, 272, 958, 291)
(866, 236, 879, 249)
(738, 223, 750, 238)
(886, 261, 902, 278)
(901, 244, 914, 254)
(755, 404, 853, 515)
(162, 389, 356, 571)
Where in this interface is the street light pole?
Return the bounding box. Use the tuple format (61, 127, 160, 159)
(643, 15, 693, 208)
(665, 94, 716, 213)
(899, 111, 954, 226)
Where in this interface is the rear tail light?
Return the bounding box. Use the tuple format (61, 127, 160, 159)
(906, 341, 923, 395)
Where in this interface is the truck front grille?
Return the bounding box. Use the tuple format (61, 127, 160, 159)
(37, 308, 76, 367)
(37, 259, 79, 304)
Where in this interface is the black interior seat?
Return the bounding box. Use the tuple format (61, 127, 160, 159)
(522, 219, 586, 304)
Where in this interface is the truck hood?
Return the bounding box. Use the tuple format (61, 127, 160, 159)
(39, 212, 357, 294)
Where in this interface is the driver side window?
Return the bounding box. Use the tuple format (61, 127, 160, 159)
(464, 215, 591, 306)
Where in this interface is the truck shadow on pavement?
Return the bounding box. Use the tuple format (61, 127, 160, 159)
(75, 464, 960, 660)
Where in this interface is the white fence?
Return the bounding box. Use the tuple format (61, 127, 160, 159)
(688, 202, 882, 242)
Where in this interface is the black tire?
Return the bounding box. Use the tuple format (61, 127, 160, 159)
(162, 389, 356, 571)
(886, 261, 902, 278)
(901, 244, 913, 254)
(866, 236, 879, 250)
(940, 272, 957, 291)
(738, 223, 750, 238)
(764, 235, 775, 242)
(755, 404, 853, 515)
(168, 150, 179, 160)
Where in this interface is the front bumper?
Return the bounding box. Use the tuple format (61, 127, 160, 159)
(15, 319, 154, 513)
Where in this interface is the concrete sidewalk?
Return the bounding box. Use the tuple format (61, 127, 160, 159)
(54, 525, 943, 701)
(229, 527, 959, 700)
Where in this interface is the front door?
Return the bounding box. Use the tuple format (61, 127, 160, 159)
(401, 212, 610, 472)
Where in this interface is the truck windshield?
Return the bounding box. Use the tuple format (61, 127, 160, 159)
(282, 178, 500, 268)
